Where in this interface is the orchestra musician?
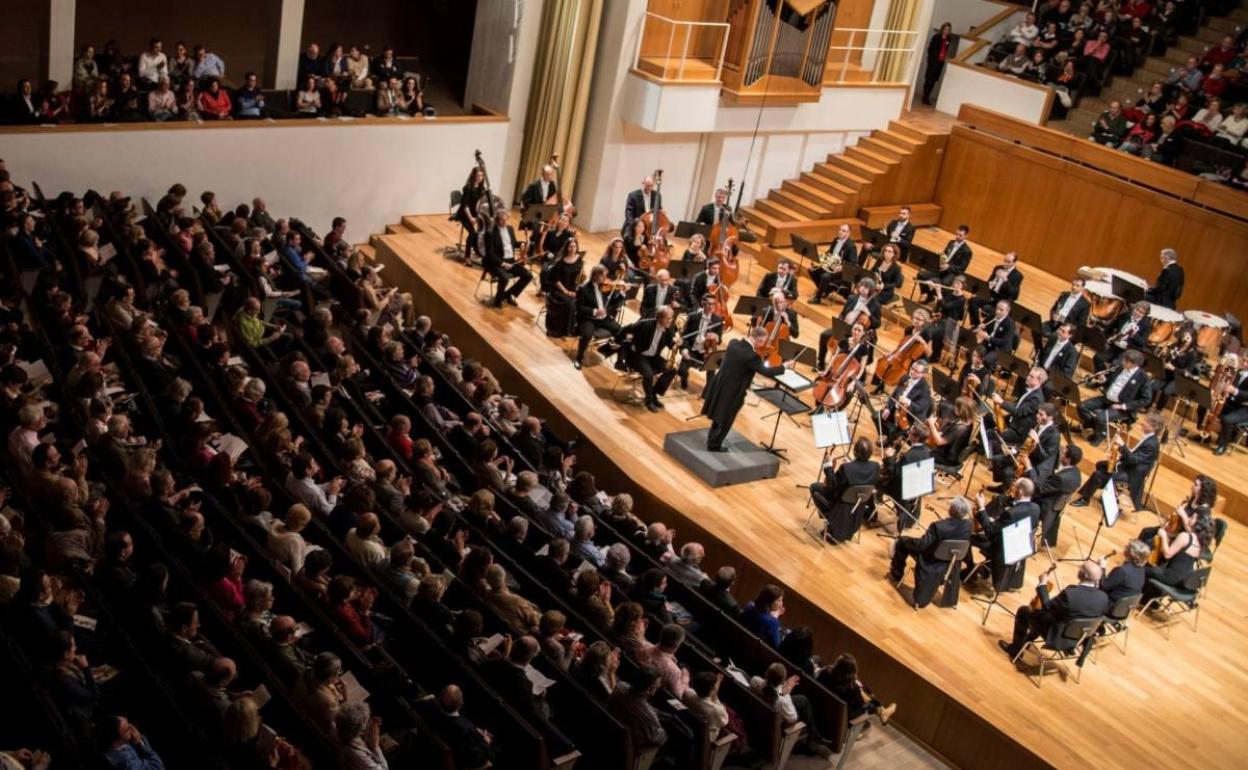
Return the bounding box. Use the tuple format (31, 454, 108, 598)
(816, 321, 873, 391)
(958, 345, 995, 401)
(882, 205, 916, 255)
(1035, 322, 1079, 381)
(1099, 540, 1149, 603)
(599, 237, 643, 287)
(917, 224, 972, 301)
(544, 239, 585, 337)
(682, 233, 708, 262)
(992, 366, 1047, 444)
(975, 300, 1016, 367)
(1041, 277, 1091, 337)
(456, 166, 487, 263)
(754, 290, 800, 338)
(700, 326, 791, 452)
(998, 560, 1108, 660)
(879, 359, 933, 444)
(968, 252, 1023, 324)
(617, 306, 678, 412)
(695, 187, 733, 227)
(756, 259, 798, 302)
(689, 258, 724, 308)
(963, 478, 1039, 589)
(991, 402, 1060, 489)
(881, 421, 932, 531)
(817, 279, 882, 370)
(1027, 443, 1082, 547)
(928, 275, 967, 364)
(1077, 349, 1152, 445)
(926, 396, 977, 466)
(1072, 410, 1162, 510)
(1154, 324, 1199, 409)
(1142, 506, 1214, 602)
(661, 294, 723, 392)
(623, 218, 651, 268)
(540, 212, 576, 261)
(482, 210, 532, 308)
(640, 269, 681, 319)
(810, 223, 858, 304)
(1093, 301, 1151, 372)
(1137, 475, 1215, 548)
(1144, 248, 1185, 310)
(872, 309, 934, 393)
(520, 164, 559, 207)
(573, 265, 624, 370)
(623, 175, 662, 235)
(871, 244, 904, 305)
(811, 436, 880, 543)
(1207, 355, 1248, 455)
(888, 495, 973, 609)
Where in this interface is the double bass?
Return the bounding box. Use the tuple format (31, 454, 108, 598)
(711, 179, 740, 286)
(639, 169, 671, 239)
(547, 153, 577, 222)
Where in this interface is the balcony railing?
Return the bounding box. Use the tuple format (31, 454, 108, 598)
(633, 12, 731, 83)
(826, 27, 923, 85)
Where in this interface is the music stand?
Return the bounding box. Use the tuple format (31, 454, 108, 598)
(842, 261, 875, 291)
(1047, 370, 1082, 443)
(1141, 351, 1167, 381)
(675, 221, 711, 240)
(754, 368, 814, 461)
(801, 411, 853, 537)
(519, 204, 556, 230)
(1079, 325, 1108, 355)
(976, 515, 1035, 624)
(790, 234, 820, 281)
(1011, 304, 1043, 342)
(1111, 276, 1146, 305)
(731, 295, 770, 322)
(962, 274, 989, 299)
(951, 326, 980, 371)
(900, 297, 925, 322)
(779, 339, 815, 370)
(908, 245, 941, 273)
(1170, 374, 1211, 457)
(1064, 479, 1120, 563)
(666, 259, 702, 282)
(932, 367, 960, 406)
(998, 351, 1031, 393)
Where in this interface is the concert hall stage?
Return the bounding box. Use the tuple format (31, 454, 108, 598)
(375, 214, 1248, 770)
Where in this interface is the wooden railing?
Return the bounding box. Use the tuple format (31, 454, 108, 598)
(957, 104, 1248, 222)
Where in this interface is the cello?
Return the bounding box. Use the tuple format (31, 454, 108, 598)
(873, 329, 927, 388)
(755, 308, 790, 367)
(812, 345, 864, 409)
(711, 179, 740, 285)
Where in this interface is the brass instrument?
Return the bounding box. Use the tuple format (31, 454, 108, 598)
(1201, 354, 1239, 433)
(818, 249, 843, 274)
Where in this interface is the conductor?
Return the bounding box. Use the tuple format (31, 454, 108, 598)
(701, 326, 791, 452)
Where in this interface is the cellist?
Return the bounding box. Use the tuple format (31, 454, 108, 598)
(879, 359, 933, 444)
(812, 321, 872, 411)
(871, 308, 934, 394)
(817, 278, 880, 370)
(753, 289, 800, 339)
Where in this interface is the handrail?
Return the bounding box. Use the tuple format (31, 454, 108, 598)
(634, 11, 732, 83)
(826, 27, 922, 84)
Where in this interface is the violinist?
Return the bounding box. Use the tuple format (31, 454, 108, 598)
(1137, 475, 1215, 547)
(685, 294, 725, 351)
(640, 269, 681, 319)
(456, 166, 487, 263)
(660, 295, 722, 393)
(917, 224, 972, 302)
(623, 175, 661, 235)
(617, 306, 678, 413)
(968, 252, 1023, 324)
(1030, 444, 1082, 548)
(990, 402, 1060, 489)
(623, 218, 651, 269)
(689, 258, 724, 307)
(811, 436, 880, 543)
(810, 223, 858, 304)
(598, 237, 631, 281)
(871, 309, 933, 393)
(964, 478, 1039, 589)
(1154, 323, 1199, 410)
(926, 396, 977, 466)
(482, 210, 532, 309)
(817, 279, 878, 371)
(879, 359, 932, 444)
(888, 495, 973, 609)
(928, 275, 967, 364)
(682, 233, 708, 262)
(1099, 539, 1149, 603)
(1041, 277, 1090, 336)
(754, 290, 799, 338)
(1093, 301, 1151, 373)
(541, 212, 575, 261)
(696, 187, 733, 226)
(881, 421, 932, 531)
(1076, 349, 1152, 446)
(958, 345, 995, 401)
(573, 265, 624, 370)
(1072, 409, 1162, 510)
(991, 365, 1047, 444)
(544, 239, 585, 337)
(756, 259, 798, 302)
(1035, 322, 1078, 380)
(999, 559, 1108, 660)
(871, 244, 904, 305)
(521, 163, 559, 207)
(975, 300, 1016, 367)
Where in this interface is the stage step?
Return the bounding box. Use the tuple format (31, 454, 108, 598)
(356, 243, 377, 262)
(859, 135, 913, 159)
(768, 187, 829, 220)
(873, 127, 924, 149)
(847, 144, 901, 170)
(400, 215, 424, 233)
(753, 196, 808, 224)
(782, 178, 848, 214)
(812, 163, 873, 202)
(825, 155, 885, 184)
(858, 203, 943, 229)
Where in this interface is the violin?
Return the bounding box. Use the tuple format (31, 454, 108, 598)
(1029, 562, 1059, 612)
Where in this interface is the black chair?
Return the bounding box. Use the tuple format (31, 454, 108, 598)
(1138, 567, 1212, 639)
(913, 539, 970, 610)
(1093, 592, 1143, 657)
(1010, 615, 1104, 687)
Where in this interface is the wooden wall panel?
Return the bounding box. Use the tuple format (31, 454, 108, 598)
(935, 130, 1248, 323)
(0, 0, 47, 88)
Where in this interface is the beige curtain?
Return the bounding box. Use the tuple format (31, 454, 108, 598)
(514, 0, 604, 202)
(874, 0, 923, 83)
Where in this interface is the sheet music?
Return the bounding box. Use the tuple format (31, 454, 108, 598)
(900, 457, 935, 500)
(978, 417, 994, 460)
(341, 671, 370, 704)
(773, 369, 812, 391)
(811, 411, 851, 448)
(1100, 480, 1120, 527)
(524, 664, 557, 696)
(17, 359, 51, 385)
(1001, 516, 1035, 566)
(214, 433, 249, 462)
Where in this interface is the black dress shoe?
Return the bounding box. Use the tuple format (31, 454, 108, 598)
(645, 402, 661, 413)
(504, 295, 518, 306)
(998, 640, 1018, 658)
(573, 360, 582, 370)
(1214, 445, 1229, 456)
(1088, 435, 1104, 447)
(1070, 498, 1089, 507)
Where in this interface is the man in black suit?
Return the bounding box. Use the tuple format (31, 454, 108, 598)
(1093, 301, 1152, 372)
(1000, 560, 1109, 659)
(969, 252, 1024, 323)
(688, 258, 723, 308)
(811, 436, 880, 542)
(882, 422, 933, 530)
(1027, 444, 1082, 547)
(880, 359, 933, 444)
(890, 495, 974, 608)
(1099, 540, 1149, 603)
(1077, 349, 1152, 444)
(882, 205, 916, 254)
(622, 176, 661, 235)
(1144, 248, 1184, 309)
(965, 478, 1040, 589)
(639, 269, 681, 319)
(993, 366, 1046, 444)
(1073, 410, 1161, 510)
(700, 327, 790, 451)
(618, 307, 677, 412)
(662, 295, 723, 392)
(1041, 277, 1091, 336)
(482, 211, 532, 308)
(810, 223, 858, 303)
(917, 224, 972, 301)
(520, 164, 558, 207)
(1036, 323, 1078, 380)
(485, 636, 574, 755)
(573, 265, 623, 370)
(435, 684, 499, 770)
(695, 187, 733, 226)
(974, 299, 1016, 366)
(8, 79, 40, 124)
(756, 259, 798, 301)
(991, 402, 1060, 488)
(1212, 356, 1248, 456)
(700, 566, 742, 617)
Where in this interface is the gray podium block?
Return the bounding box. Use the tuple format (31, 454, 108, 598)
(663, 428, 781, 488)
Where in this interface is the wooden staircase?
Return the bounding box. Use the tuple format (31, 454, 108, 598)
(739, 119, 949, 248)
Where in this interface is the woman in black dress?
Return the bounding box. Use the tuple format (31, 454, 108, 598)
(457, 167, 486, 263)
(682, 233, 708, 262)
(871, 243, 904, 305)
(622, 218, 650, 272)
(544, 238, 584, 338)
(929, 274, 967, 364)
(1143, 507, 1214, 600)
(928, 396, 976, 466)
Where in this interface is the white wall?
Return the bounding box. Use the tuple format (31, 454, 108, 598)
(935, 63, 1050, 124)
(4, 119, 509, 241)
(932, 0, 1013, 38)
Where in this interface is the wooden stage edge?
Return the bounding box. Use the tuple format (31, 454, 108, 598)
(376, 218, 1248, 770)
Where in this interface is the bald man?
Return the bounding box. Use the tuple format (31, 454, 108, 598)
(1000, 560, 1109, 659)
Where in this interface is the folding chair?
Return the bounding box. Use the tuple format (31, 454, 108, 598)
(912, 539, 970, 610)
(1011, 615, 1104, 687)
(1137, 568, 1211, 639)
(473, 270, 497, 303)
(1092, 592, 1142, 658)
(935, 445, 977, 495)
(444, 190, 465, 259)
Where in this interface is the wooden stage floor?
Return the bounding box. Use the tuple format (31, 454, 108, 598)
(376, 215, 1248, 770)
